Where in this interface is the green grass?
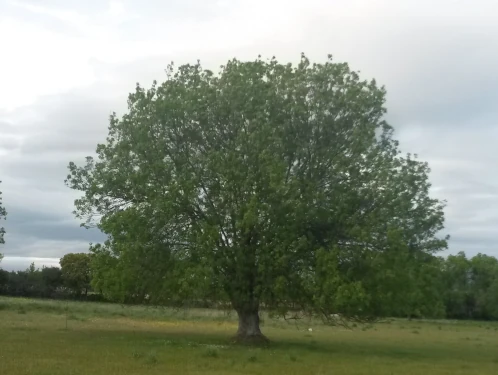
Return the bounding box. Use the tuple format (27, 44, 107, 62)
(1, 297, 498, 374)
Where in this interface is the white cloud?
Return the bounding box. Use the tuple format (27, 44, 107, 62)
(1, 256, 61, 271)
(0, 18, 95, 109)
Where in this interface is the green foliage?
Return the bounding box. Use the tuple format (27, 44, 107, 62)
(0, 181, 6, 246)
(469, 254, 498, 319)
(443, 252, 472, 318)
(0, 268, 7, 287)
(41, 266, 63, 292)
(60, 253, 92, 296)
(0, 264, 64, 298)
(66, 54, 448, 333)
(442, 252, 498, 320)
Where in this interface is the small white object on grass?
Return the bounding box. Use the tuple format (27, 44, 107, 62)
(308, 328, 313, 332)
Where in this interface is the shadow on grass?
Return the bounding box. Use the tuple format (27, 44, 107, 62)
(64, 325, 476, 364)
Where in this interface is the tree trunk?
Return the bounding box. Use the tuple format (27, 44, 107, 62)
(234, 308, 269, 344)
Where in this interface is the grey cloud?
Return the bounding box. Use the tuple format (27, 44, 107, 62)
(3, 156, 76, 190)
(396, 124, 498, 257)
(0, 135, 21, 152)
(1, 203, 104, 258)
(3, 229, 103, 257)
(2, 234, 94, 258)
(0, 121, 21, 153)
(0, 75, 125, 260)
(10, 86, 130, 157)
(297, 9, 498, 128)
(448, 236, 498, 255)
(0, 121, 16, 133)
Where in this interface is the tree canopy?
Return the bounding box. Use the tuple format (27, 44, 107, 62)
(60, 253, 92, 296)
(66, 54, 448, 342)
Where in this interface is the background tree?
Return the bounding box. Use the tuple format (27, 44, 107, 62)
(0, 180, 6, 246)
(41, 266, 63, 296)
(3, 264, 42, 297)
(66, 54, 448, 342)
(468, 254, 498, 319)
(60, 253, 91, 296)
(442, 252, 474, 319)
(482, 274, 498, 320)
(0, 268, 8, 293)
(440, 252, 498, 320)
(0, 265, 64, 298)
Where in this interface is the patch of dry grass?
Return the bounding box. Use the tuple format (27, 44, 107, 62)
(1, 297, 498, 374)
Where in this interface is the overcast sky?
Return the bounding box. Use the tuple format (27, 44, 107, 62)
(0, 0, 497, 271)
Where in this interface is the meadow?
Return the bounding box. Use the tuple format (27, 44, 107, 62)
(1, 296, 497, 374)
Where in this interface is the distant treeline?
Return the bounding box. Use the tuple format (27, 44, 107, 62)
(1, 251, 498, 321)
(0, 253, 103, 302)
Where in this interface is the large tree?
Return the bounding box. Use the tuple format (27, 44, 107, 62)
(66, 55, 448, 342)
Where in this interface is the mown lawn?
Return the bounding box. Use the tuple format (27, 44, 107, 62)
(1, 297, 498, 374)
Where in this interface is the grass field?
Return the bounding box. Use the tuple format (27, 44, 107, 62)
(1, 297, 498, 374)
